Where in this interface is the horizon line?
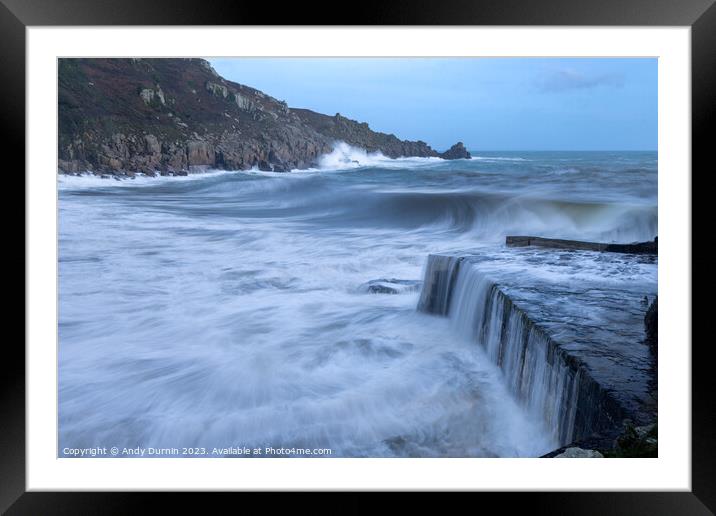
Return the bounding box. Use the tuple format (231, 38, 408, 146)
(464, 149, 657, 152)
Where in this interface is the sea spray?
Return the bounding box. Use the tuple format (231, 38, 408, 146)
(444, 260, 581, 444)
(417, 248, 656, 446)
(59, 150, 656, 457)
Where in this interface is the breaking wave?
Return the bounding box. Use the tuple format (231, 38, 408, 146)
(317, 141, 445, 170)
(58, 149, 656, 457)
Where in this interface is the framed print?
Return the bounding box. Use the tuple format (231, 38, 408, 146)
(5, 0, 714, 512)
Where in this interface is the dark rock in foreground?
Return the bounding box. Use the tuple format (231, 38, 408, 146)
(609, 420, 658, 457)
(553, 447, 604, 458)
(58, 58, 470, 175)
(541, 419, 657, 458)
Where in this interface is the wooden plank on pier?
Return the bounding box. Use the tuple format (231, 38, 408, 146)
(506, 236, 658, 255)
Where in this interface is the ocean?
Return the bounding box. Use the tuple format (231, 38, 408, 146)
(58, 147, 657, 457)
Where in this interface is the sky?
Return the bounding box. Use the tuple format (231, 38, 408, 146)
(209, 58, 657, 152)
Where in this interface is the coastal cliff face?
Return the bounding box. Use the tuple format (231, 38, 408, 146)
(58, 58, 470, 175)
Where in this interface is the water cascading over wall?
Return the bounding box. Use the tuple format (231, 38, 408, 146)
(418, 255, 626, 446)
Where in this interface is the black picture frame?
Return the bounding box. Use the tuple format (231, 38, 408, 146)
(4, 0, 713, 512)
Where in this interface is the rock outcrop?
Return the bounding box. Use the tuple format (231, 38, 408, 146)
(359, 278, 422, 295)
(58, 58, 470, 175)
(439, 142, 471, 160)
(291, 109, 450, 160)
(610, 421, 657, 457)
(553, 447, 604, 458)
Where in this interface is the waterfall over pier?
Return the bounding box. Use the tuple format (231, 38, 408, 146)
(418, 249, 657, 447)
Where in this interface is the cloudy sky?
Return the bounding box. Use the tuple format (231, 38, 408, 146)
(209, 58, 657, 152)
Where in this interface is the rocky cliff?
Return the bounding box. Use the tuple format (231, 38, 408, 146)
(58, 58, 470, 175)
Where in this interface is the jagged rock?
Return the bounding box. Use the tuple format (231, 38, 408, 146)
(294, 109, 440, 159)
(186, 141, 214, 166)
(610, 420, 658, 457)
(139, 87, 165, 106)
(233, 92, 254, 111)
(206, 81, 229, 98)
(58, 159, 82, 173)
(58, 58, 471, 175)
(554, 447, 604, 458)
(139, 88, 155, 105)
(439, 141, 471, 160)
(199, 59, 220, 77)
(144, 134, 161, 155)
(634, 423, 657, 439)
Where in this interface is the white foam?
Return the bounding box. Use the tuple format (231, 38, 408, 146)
(57, 169, 237, 189)
(317, 141, 444, 171)
(57, 142, 445, 187)
(57, 150, 656, 458)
